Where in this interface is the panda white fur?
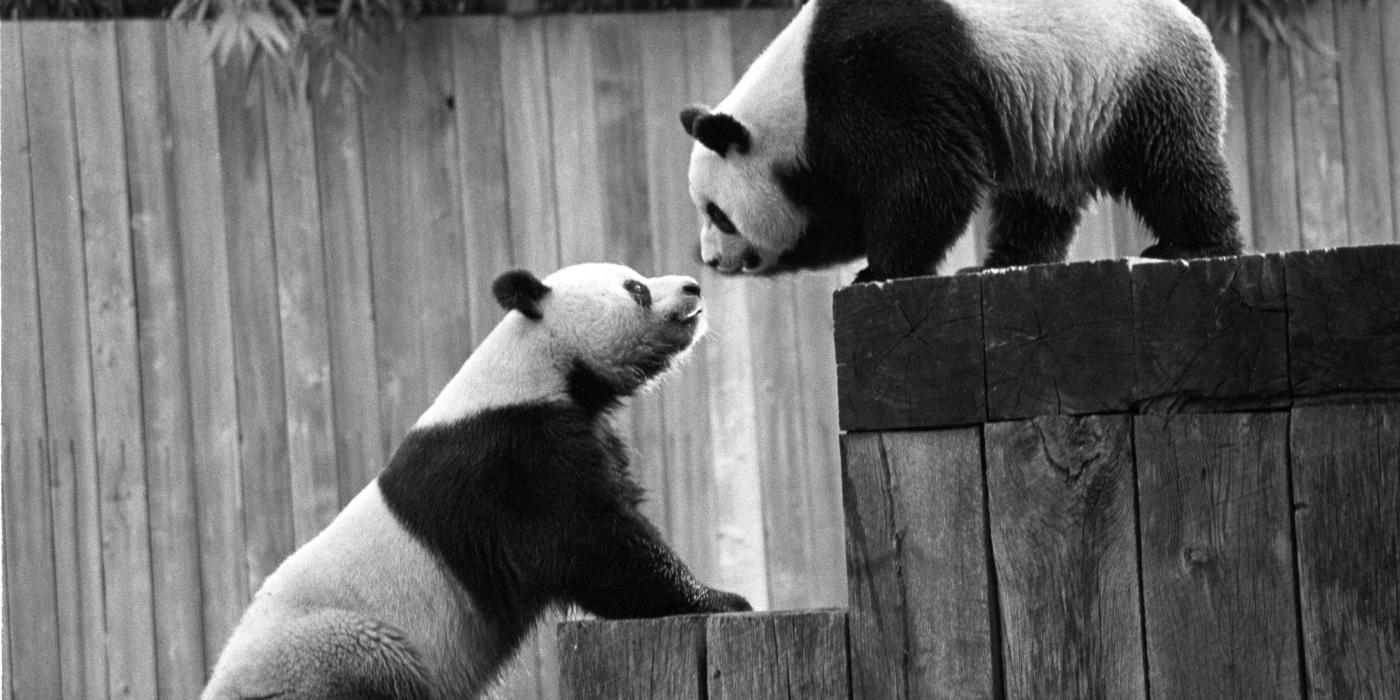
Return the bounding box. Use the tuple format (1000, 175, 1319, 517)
(201, 263, 750, 700)
(682, 0, 1242, 282)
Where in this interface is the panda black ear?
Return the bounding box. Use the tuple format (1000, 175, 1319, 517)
(492, 269, 549, 321)
(679, 104, 708, 136)
(690, 112, 751, 157)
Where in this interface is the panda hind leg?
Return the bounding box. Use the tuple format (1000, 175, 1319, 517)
(1123, 153, 1242, 260)
(982, 189, 1084, 268)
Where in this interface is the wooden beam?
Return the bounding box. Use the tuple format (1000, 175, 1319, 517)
(1131, 255, 1289, 412)
(1286, 244, 1400, 398)
(843, 429, 994, 699)
(982, 260, 1136, 421)
(984, 415, 1145, 699)
(834, 274, 985, 431)
(1136, 413, 1302, 698)
(706, 610, 849, 700)
(558, 615, 707, 700)
(1290, 402, 1400, 696)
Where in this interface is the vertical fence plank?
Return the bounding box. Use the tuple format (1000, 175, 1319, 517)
(1240, 35, 1302, 252)
(640, 12, 715, 564)
(1384, 0, 1400, 241)
(500, 16, 561, 273)
(214, 52, 296, 593)
(686, 11, 771, 611)
(360, 29, 419, 454)
(309, 34, 385, 501)
(1291, 403, 1400, 697)
(1334, 0, 1396, 245)
(843, 429, 994, 699)
(985, 416, 1145, 699)
(450, 16, 514, 349)
(117, 20, 208, 698)
(1, 22, 63, 699)
(265, 71, 341, 542)
(21, 24, 108, 698)
(1214, 31, 1255, 251)
(71, 21, 160, 700)
(1288, 2, 1350, 250)
(1136, 413, 1301, 698)
(166, 22, 248, 663)
(547, 14, 606, 265)
(706, 610, 849, 700)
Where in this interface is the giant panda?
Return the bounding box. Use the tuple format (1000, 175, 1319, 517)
(682, 0, 1242, 282)
(201, 263, 750, 700)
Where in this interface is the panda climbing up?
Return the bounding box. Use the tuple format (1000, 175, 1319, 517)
(683, 0, 1243, 282)
(201, 263, 750, 700)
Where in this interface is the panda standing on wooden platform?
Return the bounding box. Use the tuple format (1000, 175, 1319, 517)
(201, 264, 750, 700)
(683, 0, 1243, 282)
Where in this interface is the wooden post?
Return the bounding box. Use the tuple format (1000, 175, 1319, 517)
(706, 610, 848, 699)
(558, 615, 707, 700)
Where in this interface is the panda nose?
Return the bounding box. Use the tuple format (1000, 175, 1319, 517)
(682, 282, 701, 297)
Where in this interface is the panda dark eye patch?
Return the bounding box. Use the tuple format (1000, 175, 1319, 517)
(706, 202, 738, 235)
(624, 280, 652, 308)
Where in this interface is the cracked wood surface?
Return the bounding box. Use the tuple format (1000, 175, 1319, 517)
(558, 615, 706, 700)
(705, 609, 848, 700)
(985, 415, 1146, 700)
(841, 429, 994, 699)
(1136, 413, 1302, 698)
(836, 246, 1400, 431)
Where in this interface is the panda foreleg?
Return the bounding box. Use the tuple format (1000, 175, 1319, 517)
(983, 189, 1085, 268)
(856, 168, 981, 282)
(564, 508, 750, 619)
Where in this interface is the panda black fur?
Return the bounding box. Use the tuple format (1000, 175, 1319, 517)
(201, 263, 750, 700)
(683, 0, 1243, 282)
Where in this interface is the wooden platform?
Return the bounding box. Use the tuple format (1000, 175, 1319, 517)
(559, 245, 1400, 699)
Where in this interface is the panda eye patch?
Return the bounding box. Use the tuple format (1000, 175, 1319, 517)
(706, 202, 738, 235)
(624, 280, 652, 308)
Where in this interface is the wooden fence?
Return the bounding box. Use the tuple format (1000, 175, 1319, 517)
(560, 245, 1400, 698)
(2, 1, 1400, 697)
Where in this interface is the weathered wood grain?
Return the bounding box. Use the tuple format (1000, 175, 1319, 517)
(1136, 413, 1301, 698)
(843, 429, 994, 699)
(166, 22, 249, 662)
(265, 60, 341, 543)
(72, 22, 160, 699)
(22, 25, 107, 697)
(2, 23, 63, 697)
(1334, 0, 1396, 246)
(1239, 31, 1302, 252)
(1289, 2, 1351, 250)
(983, 259, 1136, 420)
(558, 616, 707, 700)
(309, 32, 386, 497)
(450, 17, 515, 351)
(1383, 0, 1400, 242)
(500, 16, 561, 273)
(547, 13, 606, 265)
(1131, 255, 1289, 412)
(1286, 245, 1400, 398)
(985, 415, 1145, 699)
(834, 274, 985, 431)
(707, 609, 849, 700)
(214, 46, 296, 592)
(1291, 403, 1400, 697)
(116, 22, 209, 696)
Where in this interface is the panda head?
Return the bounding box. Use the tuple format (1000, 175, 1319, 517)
(681, 105, 812, 277)
(492, 263, 706, 412)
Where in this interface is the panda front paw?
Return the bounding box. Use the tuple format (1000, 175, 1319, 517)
(852, 266, 887, 284)
(700, 588, 752, 614)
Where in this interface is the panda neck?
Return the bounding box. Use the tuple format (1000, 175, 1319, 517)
(413, 315, 568, 430)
